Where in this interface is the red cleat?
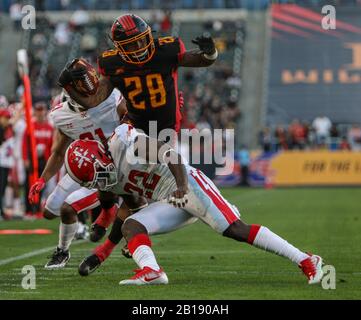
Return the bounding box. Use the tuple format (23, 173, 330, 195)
(299, 254, 324, 284)
(119, 267, 168, 286)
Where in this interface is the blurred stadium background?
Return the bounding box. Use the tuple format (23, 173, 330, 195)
(1, 0, 361, 299)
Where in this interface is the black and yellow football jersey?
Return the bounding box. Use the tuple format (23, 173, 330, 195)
(98, 36, 186, 135)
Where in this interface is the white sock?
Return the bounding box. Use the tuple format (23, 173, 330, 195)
(251, 226, 309, 264)
(58, 222, 78, 251)
(13, 198, 22, 215)
(132, 245, 160, 271)
(76, 222, 85, 234)
(4, 186, 12, 208)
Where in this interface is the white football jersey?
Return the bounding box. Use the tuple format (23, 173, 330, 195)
(0, 137, 14, 168)
(49, 89, 123, 141)
(108, 124, 180, 201)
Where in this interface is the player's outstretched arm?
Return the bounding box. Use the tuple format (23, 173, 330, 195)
(28, 129, 72, 204)
(179, 35, 218, 67)
(40, 129, 72, 182)
(116, 95, 128, 122)
(135, 135, 188, 207)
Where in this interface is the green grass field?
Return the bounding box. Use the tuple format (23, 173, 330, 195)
(0, 188, 360, 300)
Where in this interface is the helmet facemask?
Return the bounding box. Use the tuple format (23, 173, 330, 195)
(113, 27, 155, 65)
(81, 159, 118, 191)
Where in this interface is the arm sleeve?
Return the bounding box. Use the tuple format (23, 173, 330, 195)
(177, 37, 186, 64)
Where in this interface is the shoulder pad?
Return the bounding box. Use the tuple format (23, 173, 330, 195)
(98, 50, 124, 76)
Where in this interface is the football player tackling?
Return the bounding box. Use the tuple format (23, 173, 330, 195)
(65, 124, 324, 286)
(70, 13, 220, 272)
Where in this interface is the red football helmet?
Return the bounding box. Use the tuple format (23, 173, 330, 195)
(65, 140, 117, 191)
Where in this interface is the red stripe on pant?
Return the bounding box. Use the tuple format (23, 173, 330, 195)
(191, 172, 239, 225)
(69, 192, 98, 213)
(197, 170, 224, 203)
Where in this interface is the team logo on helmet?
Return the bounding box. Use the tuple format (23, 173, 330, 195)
(65, 140, 118, 191)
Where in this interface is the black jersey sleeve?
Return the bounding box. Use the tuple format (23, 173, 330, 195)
(97, 49, 124, 77)
(156, 36, 186, 67)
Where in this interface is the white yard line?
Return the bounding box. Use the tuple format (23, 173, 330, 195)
(0, 240, 87, 267)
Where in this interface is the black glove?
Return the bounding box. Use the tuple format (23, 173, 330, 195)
(192, 34, 216, 55)
(57, 58, 88, 88)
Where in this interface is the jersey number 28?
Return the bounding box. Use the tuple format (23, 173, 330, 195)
(124, 73, 166, 110)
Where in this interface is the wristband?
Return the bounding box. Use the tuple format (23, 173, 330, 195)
(203, 49, 218, 61)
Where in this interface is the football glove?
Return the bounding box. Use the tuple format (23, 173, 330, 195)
(168, 188, 189, 208)
(192, 34, 216, 55)
(28, 177, 46, 205)
(57, 59, 88, 88)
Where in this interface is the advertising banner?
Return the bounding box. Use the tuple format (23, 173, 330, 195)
(250, 151, 361, 187)
(268, 4, 361, 124)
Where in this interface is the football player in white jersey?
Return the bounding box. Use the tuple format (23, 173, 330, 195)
(28, 58, 133, 269)
(66, 124, 324, 286)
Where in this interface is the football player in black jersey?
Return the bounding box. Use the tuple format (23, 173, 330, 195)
(58, 14, 218, 276)
(98, 14, 218, 134)
(61, 14, 217, 135)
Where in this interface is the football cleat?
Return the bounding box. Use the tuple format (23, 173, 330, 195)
(299, 254, 324, 284)
(119, 267, 168, 286)
(89, 223, 107, 242)
(78, 254, 102, 276)
(121, 244, 132, 259)
(45, 247, 70, 269)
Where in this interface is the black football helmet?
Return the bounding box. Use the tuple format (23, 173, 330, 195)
(111, 14, 155, 65)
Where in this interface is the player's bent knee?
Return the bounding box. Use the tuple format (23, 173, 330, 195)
(43, 209, 58, 220)
(223, 220, 250, 242)
(121, 218, 147, 241)
(60, 203, 77, 224)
